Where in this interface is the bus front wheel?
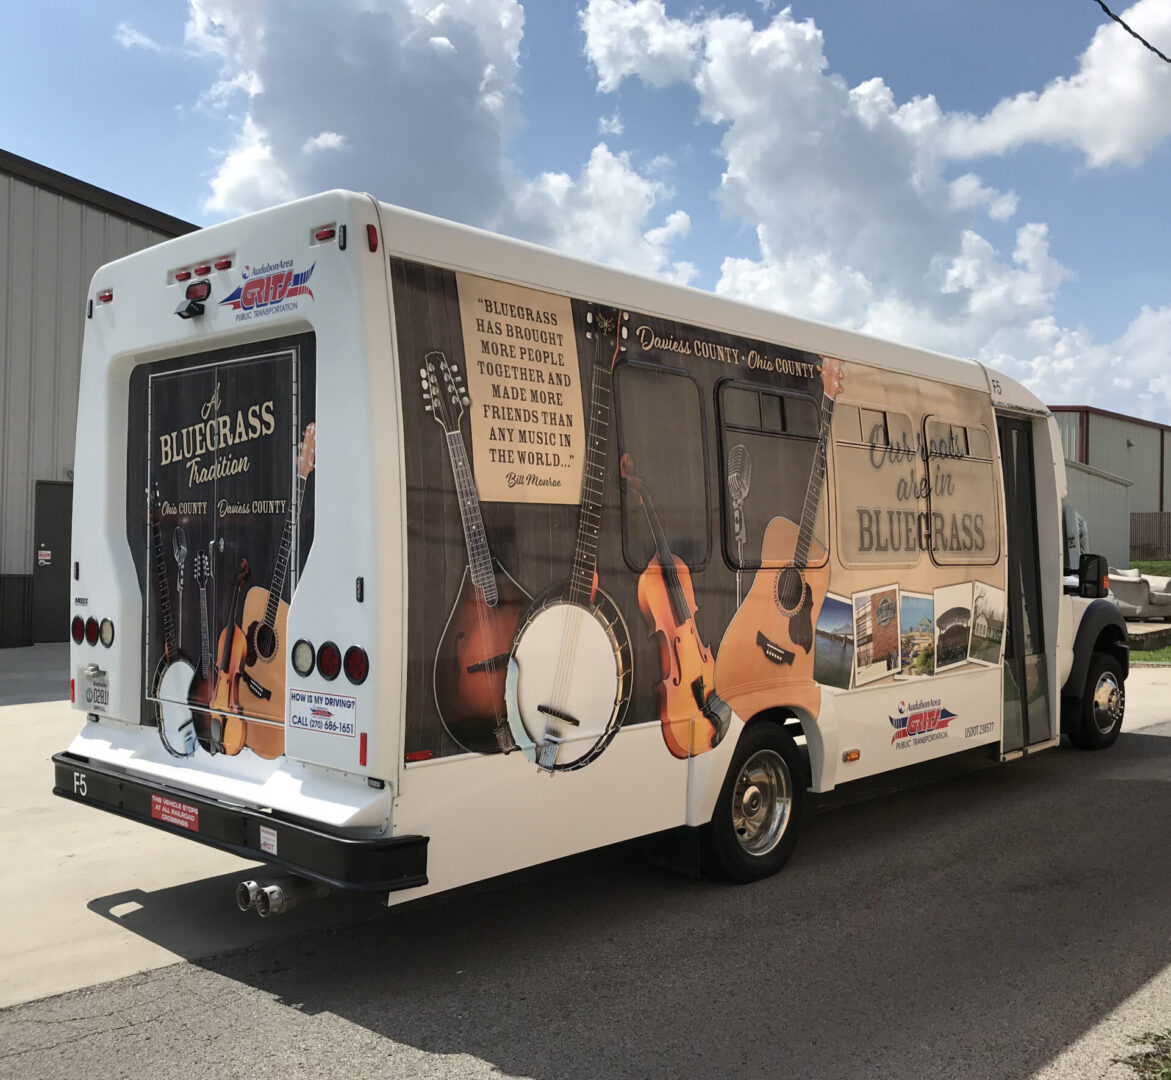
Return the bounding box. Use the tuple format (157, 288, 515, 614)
(1068, 653, 1125, 751)
(701, 723, 804, 883)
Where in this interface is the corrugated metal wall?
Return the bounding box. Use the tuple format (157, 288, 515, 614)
(1087, 412, 1161, 513)
(1053, 411, 1080, 463)
(1065, 460, 1132, 570)
(0, 173, 173, 576)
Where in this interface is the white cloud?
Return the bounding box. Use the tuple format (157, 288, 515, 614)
(204, 115, 295, 218)
(580, 0, 701, 92)
(115, 23, 162, 51)
(942, 0, 1171, 167)
(510, 144, 696, 283)
(188, 0, 527, 223)
(579, 0, 1171, 413)
(599, 111, 624, 136)
(948, 174, 1018, 221)
(302, 131, 347, 154)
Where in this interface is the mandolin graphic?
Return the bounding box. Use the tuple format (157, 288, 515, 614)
(423, 350, 531, 755)
(714, 356, 844, 724)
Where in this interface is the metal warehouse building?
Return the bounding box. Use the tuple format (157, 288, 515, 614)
(1051, 405, 1171, 569)
(1, 150, 196, 647)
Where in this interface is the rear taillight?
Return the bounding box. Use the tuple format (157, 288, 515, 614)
(344, 646, 368, 685)
(85, 617, 99, 646)
(318, 641, 341, 680)
(71, 616, 84, 644)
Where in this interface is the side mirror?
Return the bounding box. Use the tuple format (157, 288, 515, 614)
(1079, 553, 1109, 599)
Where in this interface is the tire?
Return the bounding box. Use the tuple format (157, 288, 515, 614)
(1069, 653, 1125, 751)
(701, 723, 804, 883)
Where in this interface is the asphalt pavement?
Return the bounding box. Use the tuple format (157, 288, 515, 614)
(2, 648, 1170, 1079)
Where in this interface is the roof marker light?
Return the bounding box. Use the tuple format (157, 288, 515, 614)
(193, 264, 211, 276)
(366, 224, 378, 252)
(97, 289, 113, 303)
(314, 227, 336, 243)
(175, 270, 191, 282)
(214, 258, 232, 271)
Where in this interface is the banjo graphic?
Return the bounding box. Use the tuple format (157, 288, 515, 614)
(503, 303, 634, 772)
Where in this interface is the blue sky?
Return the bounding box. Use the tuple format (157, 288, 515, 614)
(3, 0, 1170, 416)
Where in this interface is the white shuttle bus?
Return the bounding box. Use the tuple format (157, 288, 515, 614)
(54, 191, 1128, 913)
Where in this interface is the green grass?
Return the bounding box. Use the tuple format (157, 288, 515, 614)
(1117, 1030, 1171, 1079)
(1131, 644, 1171, 663)
(1132, 560, 1171, 576)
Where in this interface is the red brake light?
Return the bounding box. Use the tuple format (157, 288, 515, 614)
(214, 258, 232, 271)
(71, 616, 84, 644)
(85, 617, 99, 646)
(175, 270, 191, 282)
(344, 646, 368, 685)
(193, 264, 211, 276)
(97, 289, 113, 303)
(186, 280, 212, 302)
(366, 224, 378, 252)
(318, 641, 341, 680)
(315, 227, 336, 242)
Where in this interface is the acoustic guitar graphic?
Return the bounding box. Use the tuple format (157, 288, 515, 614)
(503, 303, 634, 772)
(422, 350, 531, 755)
(212, 559, 253, 757)
(148, 482, 198, 758)
(621, 453, 729, 759)
(714, 356, 844, 723)
(235, 421, 316, 759)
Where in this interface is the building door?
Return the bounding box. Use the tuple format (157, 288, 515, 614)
(32, 481, 73, 643)
(996, 418, 1052, 751)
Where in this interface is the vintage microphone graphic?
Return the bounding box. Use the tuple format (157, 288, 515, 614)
(172, 526, 188, 649)
(727, 444, 752, 608)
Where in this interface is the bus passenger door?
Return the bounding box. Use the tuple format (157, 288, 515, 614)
(996, 416, 1053, 751)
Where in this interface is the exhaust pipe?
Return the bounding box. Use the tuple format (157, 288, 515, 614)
(236, 879, 263, 912)
(254, 875, 330, 917)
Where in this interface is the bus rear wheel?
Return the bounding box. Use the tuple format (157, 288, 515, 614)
(1068, 653, 1125, 750)
(701, 723, 804, 883)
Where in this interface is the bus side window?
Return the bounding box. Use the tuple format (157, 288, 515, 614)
(717, 381, 827, 571)
(832, 402, 922, 567)
(923, 418, 999, 565)
(614, 363, 710, 573)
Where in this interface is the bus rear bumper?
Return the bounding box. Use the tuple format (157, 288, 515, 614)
(52, 750, 428, 893)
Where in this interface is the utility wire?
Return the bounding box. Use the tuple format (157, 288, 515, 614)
(1090, 0, 1171, 65)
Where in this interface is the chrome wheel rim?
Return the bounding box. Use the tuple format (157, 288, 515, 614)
(1091, 671, 1124, 736)
(732, 748, 791, 857)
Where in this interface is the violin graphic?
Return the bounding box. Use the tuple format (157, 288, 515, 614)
(621, 453, 729, 758)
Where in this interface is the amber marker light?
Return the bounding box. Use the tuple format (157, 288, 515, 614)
(842, 749, 861, 763)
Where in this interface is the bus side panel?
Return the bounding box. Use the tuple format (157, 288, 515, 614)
(385, 249, 1013, 891)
